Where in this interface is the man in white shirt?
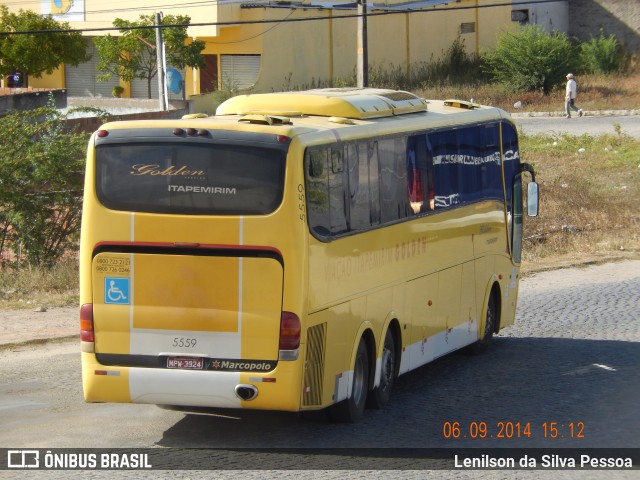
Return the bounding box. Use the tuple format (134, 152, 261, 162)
(565, 73, 583, 119)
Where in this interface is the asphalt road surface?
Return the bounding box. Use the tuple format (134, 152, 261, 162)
(512, 114, 640, 139)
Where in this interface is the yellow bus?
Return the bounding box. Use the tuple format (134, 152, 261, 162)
(80, 88, 538, 422)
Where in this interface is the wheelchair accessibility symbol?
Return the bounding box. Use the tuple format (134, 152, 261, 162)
(105, 277, 130, 305)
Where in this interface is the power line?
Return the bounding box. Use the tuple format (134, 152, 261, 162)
(3, 0, 282, 18)
(0, 0, 562, 36)
(1, 0, 223, 13)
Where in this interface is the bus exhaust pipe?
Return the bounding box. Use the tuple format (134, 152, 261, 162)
(235, 384, 258, 401)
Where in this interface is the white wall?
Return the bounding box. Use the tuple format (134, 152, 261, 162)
(514, 1, 569, 33)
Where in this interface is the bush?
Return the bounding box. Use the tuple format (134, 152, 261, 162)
(482, 25, 574, 94)
(366, 37, 482, 91)
(0, 94, 89, 267)
(579, 30, 622, 74)
(111, 85, 125, 98)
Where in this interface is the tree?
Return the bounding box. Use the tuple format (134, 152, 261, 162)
(0, 94, 91, 267)
(94, 14, 206, 99)
(482, 25, 574, 94)
(0, 6, 89, 84)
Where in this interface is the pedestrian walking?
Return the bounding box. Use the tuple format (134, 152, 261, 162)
(565, 73, 583, 119)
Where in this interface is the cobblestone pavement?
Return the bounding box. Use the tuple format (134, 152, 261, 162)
(1, 260, 638, 479)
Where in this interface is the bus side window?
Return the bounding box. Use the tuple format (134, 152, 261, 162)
(430, 130, 460, 209)
(305, 148, 331, 237)
(378, 137, 410, 222)
(368, 141, 381, 226)
(305, 146, 348, 237)
(328, 147, 348, 235)
(424, 136, 435, 210)
(305, 146, 351, 237)
(347, 142, 377, 232)
(482, 123, 503, 200)
(430, 125, 503, 209)
(407, 134, 434, 214)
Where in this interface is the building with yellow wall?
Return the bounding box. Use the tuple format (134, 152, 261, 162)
(1, 0, 513, 98)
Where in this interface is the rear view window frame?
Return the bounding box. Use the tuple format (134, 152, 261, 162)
(95, 141, 287, 216)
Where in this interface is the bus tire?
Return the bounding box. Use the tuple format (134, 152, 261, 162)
(366, 327, 396, 409)
(467, 290, 497, 355)
(330, 338, 369, 422)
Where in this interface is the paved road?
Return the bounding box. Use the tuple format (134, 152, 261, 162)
(1, 260, 639, 479)
(512, 112, 640, 139)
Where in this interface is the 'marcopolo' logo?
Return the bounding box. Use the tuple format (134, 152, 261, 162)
(210, 359, 276, 372)
(7, 450, 39, 468)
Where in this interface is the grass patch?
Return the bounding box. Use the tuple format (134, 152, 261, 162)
(0, 258, 79, 309)
(520, 131, 640, 270)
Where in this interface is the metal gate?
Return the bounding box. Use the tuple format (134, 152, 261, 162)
(65, 39, 120, 97)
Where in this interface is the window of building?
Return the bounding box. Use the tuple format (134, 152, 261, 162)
(512, 9, 529, 25)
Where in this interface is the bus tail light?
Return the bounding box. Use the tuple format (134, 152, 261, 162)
(80, 303, 95, 342)
(279, 311, 300, 361)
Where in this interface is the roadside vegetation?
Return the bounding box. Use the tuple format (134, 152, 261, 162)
(519, 131, 640, 273)
(0, 95, 101, 268)
(0, 25, 638, 308)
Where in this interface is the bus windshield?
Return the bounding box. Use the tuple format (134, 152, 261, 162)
(95, 143, 286, 215)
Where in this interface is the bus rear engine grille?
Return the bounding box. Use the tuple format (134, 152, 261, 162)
(303, 323, 327, 407)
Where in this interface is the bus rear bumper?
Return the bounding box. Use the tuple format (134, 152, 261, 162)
(81, 352, 302, 412)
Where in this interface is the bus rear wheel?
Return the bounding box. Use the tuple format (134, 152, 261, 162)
(330, 338, 369, 422)
(367, 328, 396, 409)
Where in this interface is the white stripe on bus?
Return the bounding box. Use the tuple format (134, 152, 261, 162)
(238, 216, 244, 349)
(400, 318, 478, 375)
(129, 368, 242, 408)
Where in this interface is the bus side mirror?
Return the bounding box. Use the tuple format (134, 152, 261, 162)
(527, 182, 539, 217)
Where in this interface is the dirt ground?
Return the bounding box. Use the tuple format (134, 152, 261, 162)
(0, 306, 78, 348)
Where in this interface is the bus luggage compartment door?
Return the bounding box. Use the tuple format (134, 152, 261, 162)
(91, 251, 284, 364)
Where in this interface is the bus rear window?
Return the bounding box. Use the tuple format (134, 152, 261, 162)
(95, 143, 286, 215)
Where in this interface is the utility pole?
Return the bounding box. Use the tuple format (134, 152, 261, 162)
(155, 12, 168, 111)
(356, 0, 368, 88)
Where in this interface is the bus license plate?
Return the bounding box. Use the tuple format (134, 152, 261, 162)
(167, 357, 204, 370)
